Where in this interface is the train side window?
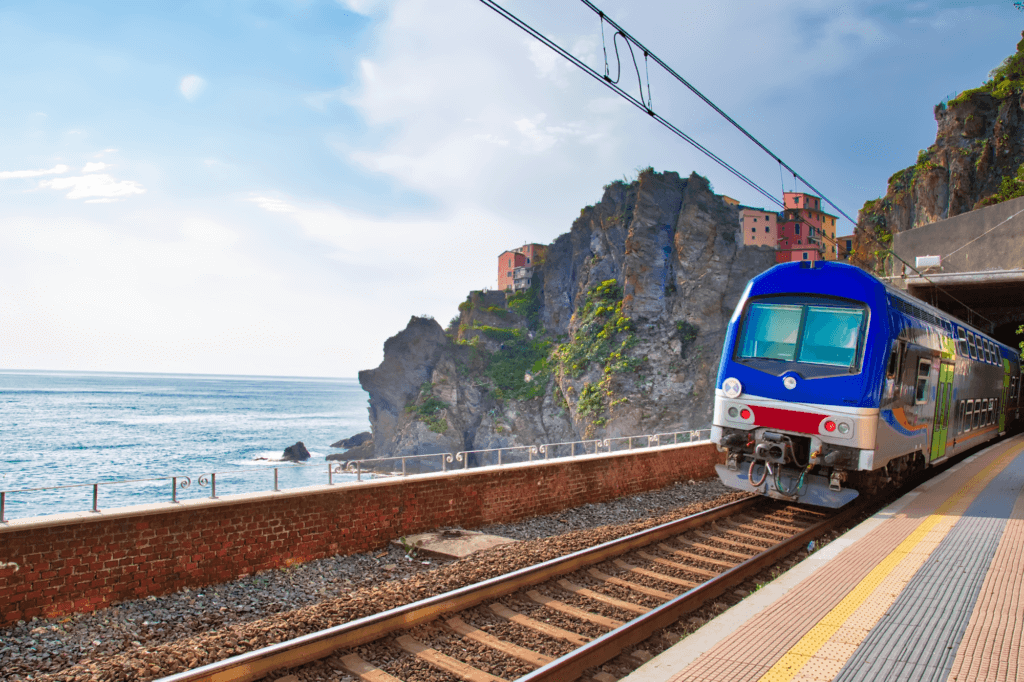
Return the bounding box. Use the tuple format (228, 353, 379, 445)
(1012, 376, 1019, 402)
(982, 339, 989, 363)
(974, 401, 982, 429)
(990, 399, 996, 425)
(965, 400, 973, 431)
(957, 328, 968, 356)
(986, 340, 994, 364)
(968, 333, 977, 360)
(959, 400, 967, 433)
(915, 359, 931, 404)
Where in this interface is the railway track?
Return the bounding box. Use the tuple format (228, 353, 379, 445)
(157, 497, 866, 682)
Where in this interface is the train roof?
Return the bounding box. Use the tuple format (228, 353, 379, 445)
(746, 261, 1017, 355)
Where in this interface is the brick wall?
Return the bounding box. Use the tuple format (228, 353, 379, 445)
(0, 442, 722, 624)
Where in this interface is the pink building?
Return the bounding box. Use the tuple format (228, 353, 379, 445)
(776, 192, 839, 263)
(498, 243, 546, 291)
(739, 207, 778, 248)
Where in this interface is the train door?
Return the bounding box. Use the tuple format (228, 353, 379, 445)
(906, 347, 937, 458)
(931, 360, 955, 460)
(1000, 358, 1010, 434)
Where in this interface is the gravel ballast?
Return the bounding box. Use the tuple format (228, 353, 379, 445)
(0, 478, 738, 682)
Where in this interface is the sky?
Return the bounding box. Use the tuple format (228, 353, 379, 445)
(1, 0, 1021, 378)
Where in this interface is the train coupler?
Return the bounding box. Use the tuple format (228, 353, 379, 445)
(727, 451, 740, 471)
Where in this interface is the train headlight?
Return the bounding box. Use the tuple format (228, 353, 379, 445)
(838, 422, 850, 434)
(727, 407, 739, 418)
(722, 377, 742, 398)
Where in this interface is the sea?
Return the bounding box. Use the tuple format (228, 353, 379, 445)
(0, 370, 370, 522)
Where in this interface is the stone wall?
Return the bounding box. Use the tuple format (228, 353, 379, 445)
(0, 442, 723, 625)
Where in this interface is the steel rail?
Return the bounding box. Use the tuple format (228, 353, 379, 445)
(156, 497, 759, 682)
(517, 497, 869, 682)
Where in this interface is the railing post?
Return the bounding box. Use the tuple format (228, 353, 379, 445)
(91, 484, 99, 513)
(498, 449, 502, 466)
(328, 464, 333, 485)
(210, 474, 217, 499)
(274, 468, 279, 492)
(1, 491, 5, 523)
(356, 461, 361, 482)
(442, 454, 447, 472)
(172, 477, 178, 503)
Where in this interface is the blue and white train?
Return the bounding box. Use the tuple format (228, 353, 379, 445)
(712, 261, 1022, 508)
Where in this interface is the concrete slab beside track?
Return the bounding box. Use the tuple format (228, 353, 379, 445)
(623, 432, 1024, 682)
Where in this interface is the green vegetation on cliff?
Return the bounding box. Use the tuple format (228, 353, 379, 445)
(553, 280, 637, 378)
(947, 32, 1024, 107)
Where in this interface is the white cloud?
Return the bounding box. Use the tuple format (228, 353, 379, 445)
(81, 162, 108, 172)
(0, 164, 68, 180)
(40, 174, 145, 201)
(179, 75, 207, 101)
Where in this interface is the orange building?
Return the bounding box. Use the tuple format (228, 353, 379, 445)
(498, 243, 546, 291)
(739, 207, 778, 248)
(776, 192, 839, 263)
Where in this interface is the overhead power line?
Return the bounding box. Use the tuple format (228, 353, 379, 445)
(476, 0, 998, 330)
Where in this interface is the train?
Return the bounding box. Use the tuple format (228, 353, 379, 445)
(711, 260, 1023, 508)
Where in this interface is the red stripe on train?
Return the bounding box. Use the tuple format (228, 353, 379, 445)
(751, 405, 825, 435)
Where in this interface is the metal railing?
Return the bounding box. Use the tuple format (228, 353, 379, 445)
(0, 429, 711, 523)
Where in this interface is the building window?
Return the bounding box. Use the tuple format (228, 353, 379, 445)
(802, 252, 808, 260)
(526, 258, 530, 264)
(751, 227, 756, 233)
(765, 226, 770, 233)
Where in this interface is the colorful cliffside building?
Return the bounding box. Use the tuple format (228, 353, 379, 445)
(775, 191, 840, 263)
(498, 243, 547, 291)
(739, 206, 778, 248)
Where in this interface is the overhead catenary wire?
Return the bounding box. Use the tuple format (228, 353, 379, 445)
(477, 0, 999, 330)
(477, 0, 780, 207)
(578, 0, 857, 226)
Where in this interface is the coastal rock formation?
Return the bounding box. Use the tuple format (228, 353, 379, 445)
(282, 442, 311, 462)
(331, 432, 372, 449)
(852, 33, 1024, 271)
(327, 432, 375, 461)
(357, 169, 777, 464)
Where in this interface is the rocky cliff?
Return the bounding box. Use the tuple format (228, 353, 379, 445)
(357, 170, 777, 465)
(852, 32, 1024, 271)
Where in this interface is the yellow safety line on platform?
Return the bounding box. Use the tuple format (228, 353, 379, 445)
(756, 436, 1024, 682)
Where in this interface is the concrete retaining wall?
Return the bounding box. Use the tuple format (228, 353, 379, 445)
(0, 442, 722, 624)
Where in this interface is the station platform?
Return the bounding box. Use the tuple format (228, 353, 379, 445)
(624, 433, 1024, 682)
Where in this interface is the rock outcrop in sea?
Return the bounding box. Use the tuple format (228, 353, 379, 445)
(282, 441, 312, 462)
(852, 32, 1024, 270)
(356, 169, 776, 466)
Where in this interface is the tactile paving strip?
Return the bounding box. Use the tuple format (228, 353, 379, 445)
(832, 451, 1024, 682)
(945, 466, 1024, 682)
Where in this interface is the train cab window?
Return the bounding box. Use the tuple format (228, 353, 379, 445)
(738, 300, 866, 371)
(915, 359, 931, 404)
(957, 328, 968, 356)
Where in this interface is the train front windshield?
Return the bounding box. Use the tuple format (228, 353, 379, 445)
(739, 300, 866, 370)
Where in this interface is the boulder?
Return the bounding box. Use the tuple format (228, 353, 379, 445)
(331, 431, 372, 449)
(282, 441, 312, 462)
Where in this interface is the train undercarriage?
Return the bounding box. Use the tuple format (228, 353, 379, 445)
(715, 426, 926, 508)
